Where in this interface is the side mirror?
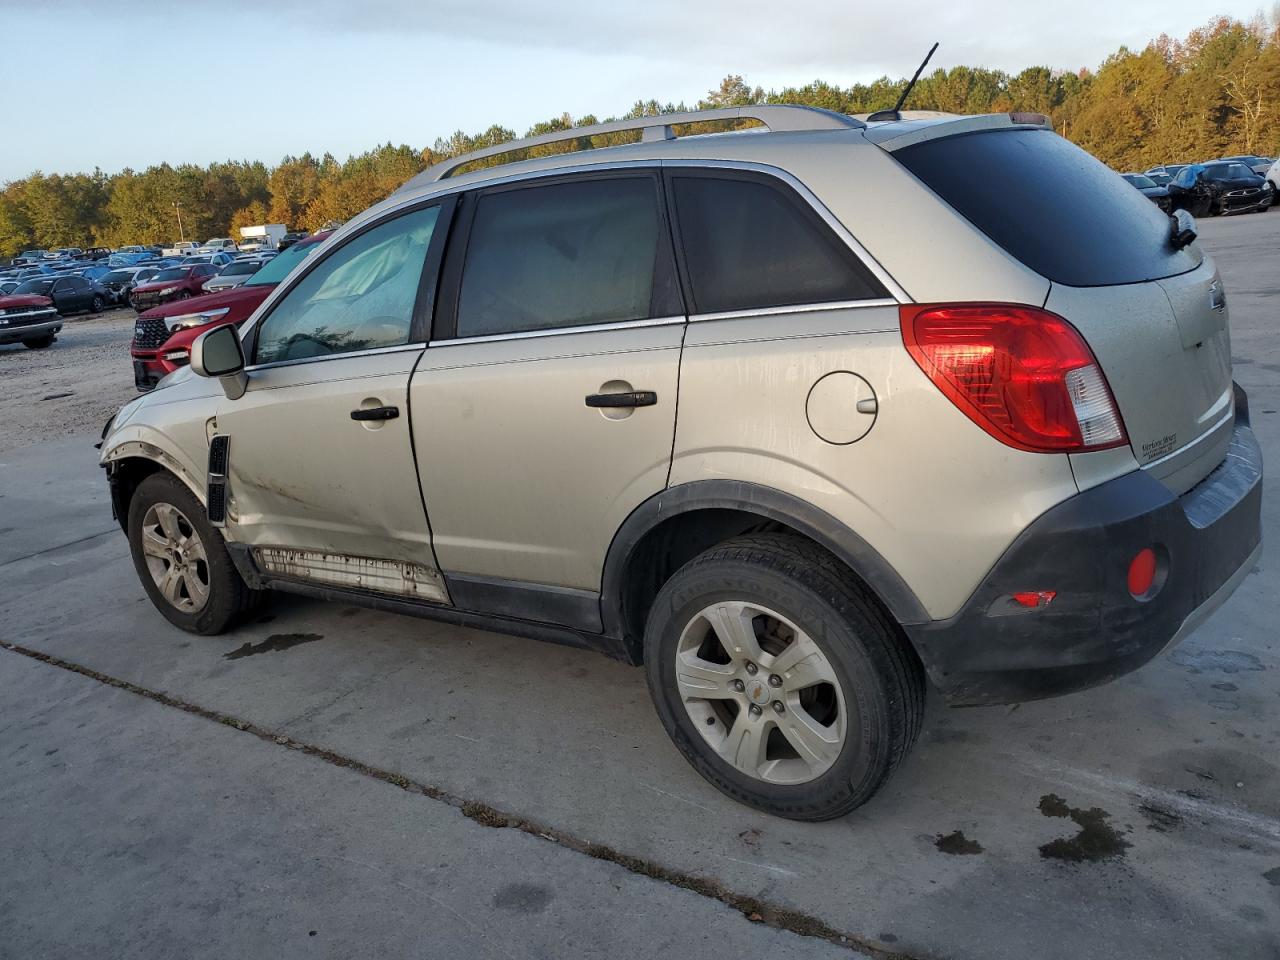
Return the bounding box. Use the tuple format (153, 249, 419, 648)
(1169, 209, 1196, 251)
(191, 324, 248, 400)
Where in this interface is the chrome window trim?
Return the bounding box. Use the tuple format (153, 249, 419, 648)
(383, 158, 910, 305)
(428, 314, 686, 348)
(245, 341, 426, 373)
(688, 298, 899, 323)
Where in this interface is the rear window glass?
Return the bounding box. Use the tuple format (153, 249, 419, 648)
(895, 128, 1199, 287)
(671, 174, 888, 313)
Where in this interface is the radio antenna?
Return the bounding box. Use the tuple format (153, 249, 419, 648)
(867, 42, 939, 122)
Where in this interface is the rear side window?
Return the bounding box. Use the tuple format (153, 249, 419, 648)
(455, 177, 677, 338)
(670, 173, 888, 314)
(895, 128, 1199, 287)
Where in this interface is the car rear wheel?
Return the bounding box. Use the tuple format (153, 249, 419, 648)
(127, 472, 261, 635)
(91, 294, 104, 313)
(643, 534, 925, 820)
(22, 335, 55, 349)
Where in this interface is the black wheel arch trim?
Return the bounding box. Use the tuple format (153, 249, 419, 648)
(599, 479, 930, 641)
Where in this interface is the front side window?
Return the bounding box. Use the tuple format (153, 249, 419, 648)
(254, 205, 439, 365)
(454, 176, 671, 338)
(670, 173, 888, 314)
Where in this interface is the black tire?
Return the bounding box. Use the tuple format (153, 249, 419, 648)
(176, 290, 192, 301)
(127, 471, 261, 635)
(23, 335, 55, 349)
(91, 294, 104, 313)
(643, 533, 925, 820)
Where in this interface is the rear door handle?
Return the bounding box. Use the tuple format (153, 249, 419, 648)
(350, 405, 399, 421)
(585, 391, 657, 408)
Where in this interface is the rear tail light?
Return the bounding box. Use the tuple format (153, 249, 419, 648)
(900, 303, 1128, 453)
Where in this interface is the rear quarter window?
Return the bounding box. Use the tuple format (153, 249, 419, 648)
(894, 128, 1200, 287)
(670, 172, 888, 313)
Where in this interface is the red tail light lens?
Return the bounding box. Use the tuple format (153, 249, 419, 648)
(901, 303, 1128, 453)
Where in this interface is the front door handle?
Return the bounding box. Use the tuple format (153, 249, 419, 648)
(585, 391, 657, 409)
(350, 405, 399, 421)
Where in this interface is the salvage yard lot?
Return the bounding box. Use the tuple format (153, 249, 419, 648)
(2, 213, 1278, 959)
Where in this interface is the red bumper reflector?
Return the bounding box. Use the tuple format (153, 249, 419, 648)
(1128, 548, 1157, 598)
(1012, 590, 1057, 608)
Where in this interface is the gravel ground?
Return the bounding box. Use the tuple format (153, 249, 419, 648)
(0, 308, 138, 454)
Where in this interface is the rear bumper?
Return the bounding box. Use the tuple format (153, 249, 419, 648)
(907, 388, 1263, 705)
(0, 317, 62, 344)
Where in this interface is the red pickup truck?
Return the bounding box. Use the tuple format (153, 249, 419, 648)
(130, 232, 330, 391)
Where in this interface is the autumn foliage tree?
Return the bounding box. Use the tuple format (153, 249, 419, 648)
(2, 14, 1279, 256)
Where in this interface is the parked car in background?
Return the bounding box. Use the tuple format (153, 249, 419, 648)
(161, 241, 200, 257)
(130, 230, 330, 390)
(101, 268, 146, 305)
(13, 250, 49, 266)
(277, 231, 309, 250)
(109, 251, 153, 267)
(0, 279, 21, 295)
(1168, 161, 1273, 216)
(202, 259, 264, 293)
(1121, 173, 1172, 212)
(1266, 158, 1280, 201)
(79, 264, 113, 282)
(129, 264, 220, 312)
(1145, 171, 1172, 186)
(11, 275, 105, 315)
(0, 287, 62, 349)
(1220, 155, 1274, 176)
(237, 224, 286, 253)
(182, 252, 236, 267)
(48, 247, 83, 260)
(1145, 164, 1187, 181)
(198, 238, 239, 253)
(77, 247, 112, 260)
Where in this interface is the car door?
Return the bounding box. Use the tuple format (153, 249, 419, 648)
(50, 278, 78, 312)
(214, 197, 456, 602)
(410, 170, 685, 629)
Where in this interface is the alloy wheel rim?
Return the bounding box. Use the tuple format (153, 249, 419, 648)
(140, 502, 210, 613)
(674, 600, 848, 785)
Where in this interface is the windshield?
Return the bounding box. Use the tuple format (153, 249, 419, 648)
(246, 240, 320, 286)
(152, 268, 190, 282)
(1205, 163, 1254, 180)
(14, 279, 54, 295)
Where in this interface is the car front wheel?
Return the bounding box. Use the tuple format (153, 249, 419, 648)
(127, 472, 261, 634)
(643, 534, 925, 820)
(22, 335, 55, 349)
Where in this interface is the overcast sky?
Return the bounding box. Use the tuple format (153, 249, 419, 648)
(0, 0, 1265, 181)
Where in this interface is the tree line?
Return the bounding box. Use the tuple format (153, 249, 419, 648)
(1, 14, 1276, 257)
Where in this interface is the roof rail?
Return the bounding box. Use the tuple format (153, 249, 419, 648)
(399, 105, 864, 192)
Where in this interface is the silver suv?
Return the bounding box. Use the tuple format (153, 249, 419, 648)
(100, 106, 1263, 819)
